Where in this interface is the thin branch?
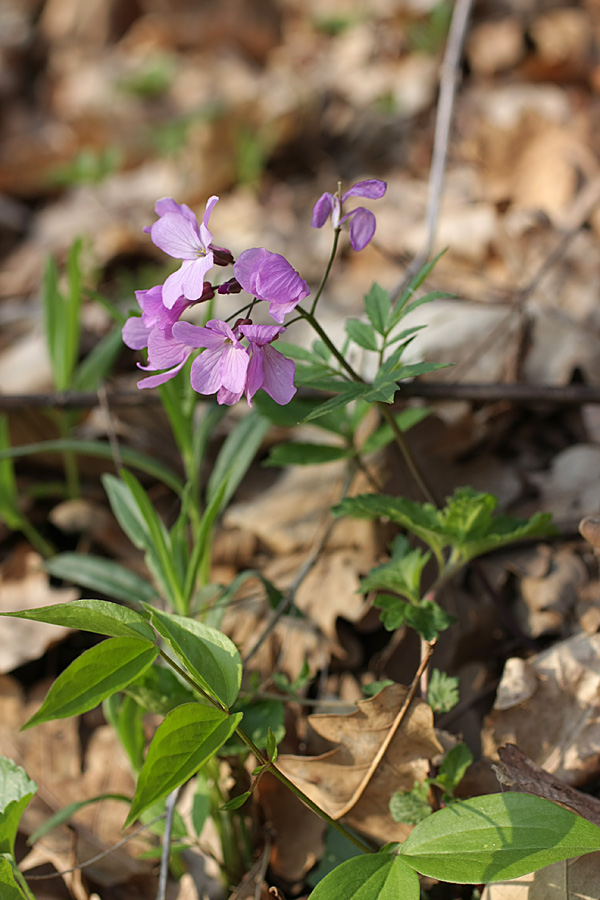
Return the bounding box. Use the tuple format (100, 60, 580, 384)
(390, 0, 474, 301)
(156, 787, 180, 900)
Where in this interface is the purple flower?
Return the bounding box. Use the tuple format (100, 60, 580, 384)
(149, 196, 220, 309)
(312, 179, 387, 251)
(122, 285, 191, 351)
(233, 248, 310, 324)
(173, 319, 250, 406)
(136, 328, 193, 390)
(239, 323, 296, 406)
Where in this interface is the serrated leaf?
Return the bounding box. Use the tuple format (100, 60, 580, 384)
(45, 554, 159, 607)
(427, 669, 459, 713)
(333, 494, 446, 563)
(361, 536, 430, 604)
(345, 319, 379, 351)
(374, 595, 454, 640)
(0, 758, 37, 856)
(364, 283, 391, 335)
(399, 793, 600, 883)
(0, 599, 154, 641)
(126, 703, 242, 826)
(389, 782, 432, 825)
(24, 637, 158, 729)
(308, 853, 419, 900)
(264, 442, 351, 467)
(148, 608, 241, 708)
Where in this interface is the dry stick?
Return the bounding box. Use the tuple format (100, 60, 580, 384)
(242, 463, 355, 666)
(25, 816, 165, 881)
(156, 787, 180, 900)
(335, 639, 437, 819)
(390, 0, 475, 302)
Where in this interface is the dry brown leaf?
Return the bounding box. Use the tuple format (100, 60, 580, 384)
(482, 632, 600, 787)
(0, 548, 78, 673)
(516, 547, 587, 638)
(494, 744, 600, 828)
(482, 852, 600, 900)
(277, 684, 442, 843)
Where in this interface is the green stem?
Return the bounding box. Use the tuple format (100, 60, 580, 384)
(158, 650, 374, 854)
(297, 307, 361, 382)
(376, 403, 438, 506)
(310, 228, 341, 316)
(18, 517, 55, 558)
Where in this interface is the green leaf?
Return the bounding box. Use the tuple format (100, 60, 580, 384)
(24, 637, 158, 728)
(361, 536, 430, 605)
(0, 440, 183, 495)
(388, 252, 446, 331)
(28, 792, 130, 845)
(221, 791, 251, 811)
(364, 283, 391, 336)
(123, 665, 196, 715)
(126, 703, 242, 826)
(308, 853, 419, 900)
(427, 669, 459, 713)
(333, 494, 446, 564)
(434, 743, 473, 795)
(0, 599, 154, 641)
(345, 319, 379, 351)
(374, 594, 454, 640)
(264, 442, 352, 467)
(222, 698, 285, 755)
(72, 326, 123, 392)
(399, 792, 600, 883)
(301, 383, 370, 423)
(253, 393, 348, 435)
(103, 694, 146, 772)
(0, 758, 37, 855)
(266, 727, 279, 761)
(360, 407, 431, 455)
(45, 554, 159, 607)
(149, 608, 242, 708)
(0, 857, 28, 900)
(390, 782, 432, 825)
(306, 826, 363, 888)
(0, 417, 20, 530)
(206, 411, 270, 512)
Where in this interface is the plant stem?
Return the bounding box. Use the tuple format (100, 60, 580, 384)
(310, 228, 341, 316)
(158, 650, 375, 854)
(376, 403, 438, 505)
(296, 306, 361, 382)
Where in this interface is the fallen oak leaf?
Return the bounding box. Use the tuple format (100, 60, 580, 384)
(276, 682, 442, 844)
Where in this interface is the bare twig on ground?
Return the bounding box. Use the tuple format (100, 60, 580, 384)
(156, 787, 180, 900)
(390, 0, 475, 301)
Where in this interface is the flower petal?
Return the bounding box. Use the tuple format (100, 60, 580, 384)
(261, 344, 296, 405)
(190, 347, 226, 395)
(220, 344, 249, 392)
(137, 355, 189, 390)
(173, 321, 228, 350)
(347, 207, 376, 251)
(239, 323, 285, 346)
(245, 346, 264, 406)
(311, 192, 336, 227)
(122, 317, 151, 350)
(151, 212, 202, 259)
(180, 251, 215, 301)
(342, 179, 387, 201)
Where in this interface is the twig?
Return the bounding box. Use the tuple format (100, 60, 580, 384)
(390, 0, 475, 301)
(25, 815, 164, 881)
(242, 463, 355, 666)
(156, 787, 180, 900)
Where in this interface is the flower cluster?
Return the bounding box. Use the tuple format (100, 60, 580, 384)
(123, 179, 385, 406)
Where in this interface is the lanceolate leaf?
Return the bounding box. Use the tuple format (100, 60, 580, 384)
(148, 607, 242, 708)
(23, 637, 158, 729)
(399, 792, 600, 883)
(0, 599, 155, 641)
(0, 758, 37, 856)
(309, 853, 419, 900)
(265, 442, 351, 467)
(0, 857, 26, 900)
(45, 555, 159, 607)
(125, 703, 242, 826)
